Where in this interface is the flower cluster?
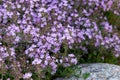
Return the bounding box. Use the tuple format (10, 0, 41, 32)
(0, 0, 120, 79)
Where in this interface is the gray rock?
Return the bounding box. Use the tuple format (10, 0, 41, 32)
(55, 63, 120, 80)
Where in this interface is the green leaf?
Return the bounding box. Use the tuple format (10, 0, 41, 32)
(82, 73, 90, 79)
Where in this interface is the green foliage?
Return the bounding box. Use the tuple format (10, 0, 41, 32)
(0, 72, 14, 80)
(0, 0, 2, 5)
(77, 44, 117, 64)
(52, 65, 75, 79)
(104, 11, 120, 30)
(26, 65, 75, 80)
(0, 74, 2, 79)
(82, 73, 90, 79)
(67, 39, 118, 65)
(31, 72, 40, 80)
(1, 41, 8, 46)
(42, 67, 52, 80)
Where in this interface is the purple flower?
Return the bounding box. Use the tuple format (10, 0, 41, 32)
(23, 72, 32, 79)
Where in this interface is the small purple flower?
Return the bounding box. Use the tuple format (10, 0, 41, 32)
(23, 72, 32, 79)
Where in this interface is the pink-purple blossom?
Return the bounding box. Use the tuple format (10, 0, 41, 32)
(0, 0, 120, 79)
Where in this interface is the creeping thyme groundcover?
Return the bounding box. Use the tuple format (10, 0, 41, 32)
(0, 0, 120, 79)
